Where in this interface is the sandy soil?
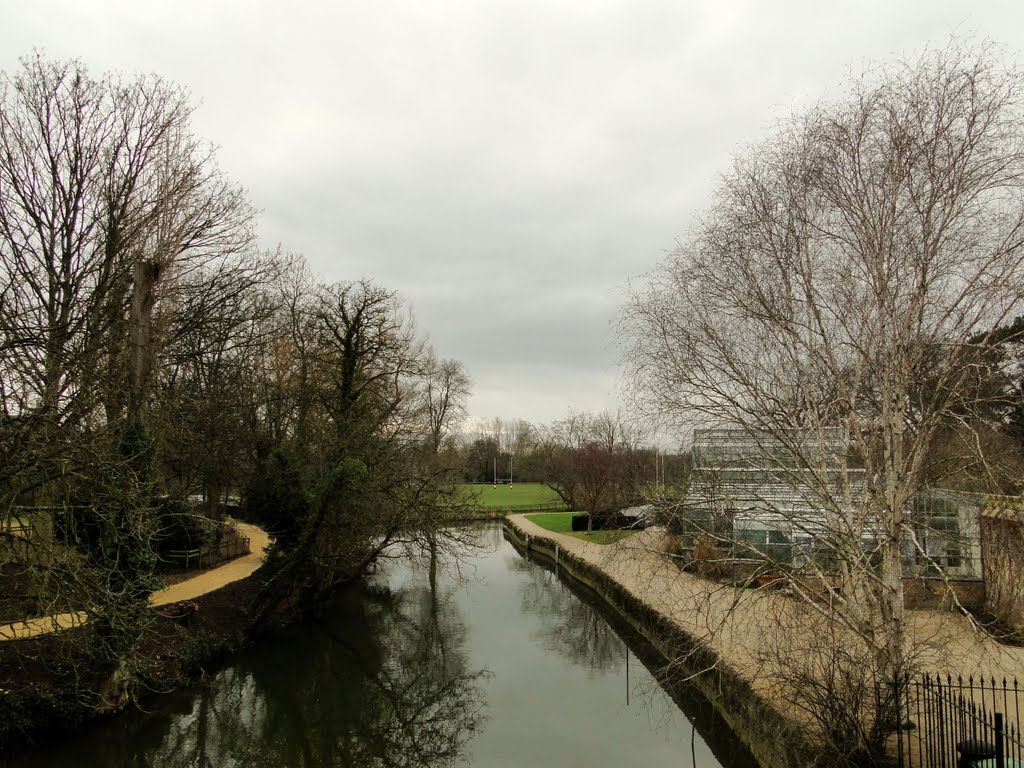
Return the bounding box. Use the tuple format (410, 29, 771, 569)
(0, 522, 270, 641)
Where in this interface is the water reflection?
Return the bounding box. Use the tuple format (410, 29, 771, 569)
(12, 558, 488, 768)
(513, 561, 625, 672)
(8, 523, 756, 768)
(506, 534, 757, 768)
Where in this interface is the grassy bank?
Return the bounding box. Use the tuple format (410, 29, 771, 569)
(524, 512, 636, 545)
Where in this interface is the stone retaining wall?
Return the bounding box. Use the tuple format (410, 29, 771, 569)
(503, 519, 816, 768)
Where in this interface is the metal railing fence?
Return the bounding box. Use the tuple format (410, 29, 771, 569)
(896, 674, 1024, 768)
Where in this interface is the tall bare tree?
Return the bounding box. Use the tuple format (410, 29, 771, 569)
(0, 54, 257, 706)
(248, 278, 474, 624)
(0, 54, 254, 436)
(419, 352, 471, 454)
(0, 55, 114, 427)
(623, 41, 1024, 762)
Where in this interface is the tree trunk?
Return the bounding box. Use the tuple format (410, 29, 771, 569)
(128, 259, 161, 427)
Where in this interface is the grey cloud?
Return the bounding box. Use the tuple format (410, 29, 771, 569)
(5, 0, 1024, 425)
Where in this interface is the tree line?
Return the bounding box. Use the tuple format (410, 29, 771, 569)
(454, 412, 689, 529)
(0, 54, 472, 701)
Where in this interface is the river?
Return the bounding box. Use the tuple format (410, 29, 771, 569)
(7, 522, 756, 767)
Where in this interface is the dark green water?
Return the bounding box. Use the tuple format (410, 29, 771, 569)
(7, 523, 756, 767)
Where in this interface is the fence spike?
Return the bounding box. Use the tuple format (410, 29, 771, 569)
(909, 671, 1024, 766)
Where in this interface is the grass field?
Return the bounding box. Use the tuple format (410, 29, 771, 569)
(524, 512, 636, 545)
(460, 483, 566, 511)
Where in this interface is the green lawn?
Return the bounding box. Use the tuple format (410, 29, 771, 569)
(460, 483, 565, 511)
(524, 512, 636, 545)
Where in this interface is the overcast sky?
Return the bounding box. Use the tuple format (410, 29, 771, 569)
(3, 1, 1024, 430)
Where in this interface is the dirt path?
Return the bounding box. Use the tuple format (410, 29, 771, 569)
(0, 522, 271, 641)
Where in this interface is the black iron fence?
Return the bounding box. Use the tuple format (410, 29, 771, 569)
(896, 674, 1024, 767)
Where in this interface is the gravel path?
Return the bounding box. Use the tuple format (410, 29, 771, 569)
(0, 522, 270, 641)
(506, 513, 1024, 702)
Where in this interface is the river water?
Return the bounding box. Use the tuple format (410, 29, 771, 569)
(9, 523, 756, 767)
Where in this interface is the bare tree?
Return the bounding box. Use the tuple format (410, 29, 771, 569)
(508, 417, 537, 457)
(0, 53, 257, 709)
(419, 352, 471, 454)
(623, 41, 1024, 762)
(0, 55, 115, 426)
(0, 54, 254, 435)
(151, 252, 277, 509)
(248, 278, 474, 624)
(543, 410, 644, 530)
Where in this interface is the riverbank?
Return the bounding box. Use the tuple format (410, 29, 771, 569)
(503, 516, 814, 768)
(504, 513, 1024, 768)
(0, 570, 263, 749)
(0, 524, 271, 750)
(0, 522, 270, 641)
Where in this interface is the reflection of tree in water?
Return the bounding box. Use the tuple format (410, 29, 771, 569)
(512, 558, 625, 673)
(405, 534, 469, 682)
(72, 566, 488, 768)
(389, 522, 504, 679)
